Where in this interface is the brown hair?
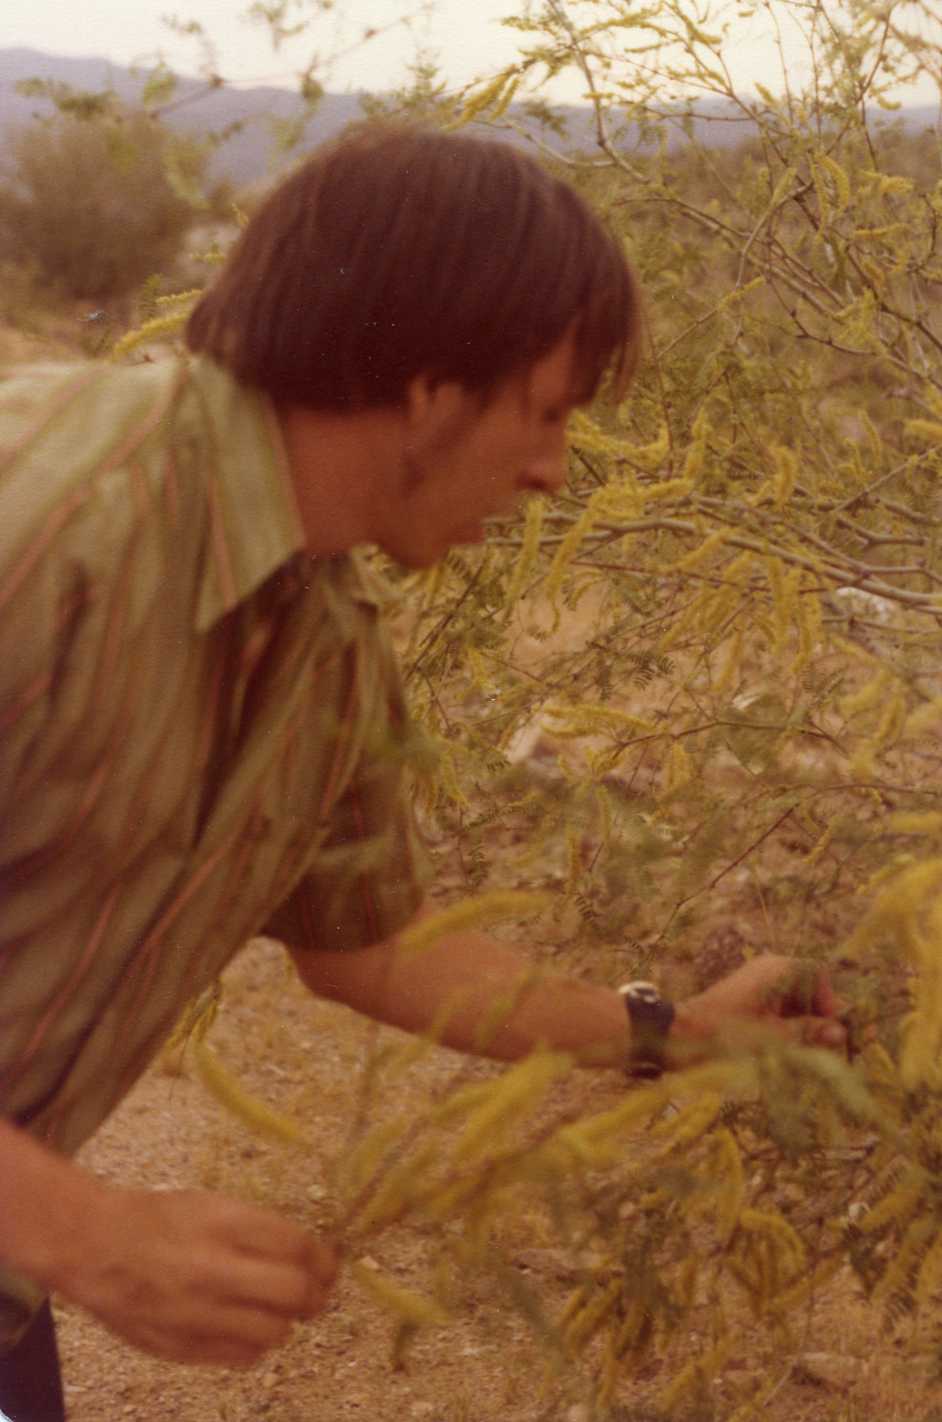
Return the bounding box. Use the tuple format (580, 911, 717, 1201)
(186, 122, 642, 411)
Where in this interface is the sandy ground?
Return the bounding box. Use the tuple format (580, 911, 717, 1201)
(57, 916, 942, 1422)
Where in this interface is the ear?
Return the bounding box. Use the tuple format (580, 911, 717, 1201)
(404, 373, 470, 447)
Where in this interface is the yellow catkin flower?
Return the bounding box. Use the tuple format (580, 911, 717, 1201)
(902, 997, 942, 1092)
(659, 592, 708, 652)
(640, 477, 694, 503)
(110, 312, 188, 359)
(769, 164, 797, 208)
(156, 287, 204, 307)
(564, 1278, 622, 1352)
(491, 74, 520, 119)
(855, 1179, 924, 1236)
(626, 424, 670, 471)
(810, 156, 832, 228)
(873, 692, 906, 751)
(680, 405, 712, 481)
(715, 625, 745, 694)
(903, 697, 942, 739)
(712, 1127, 745, 1241)
(860, 257, 886, 287)
(557, 1284, 588, 1331)
(905, 418, 942, 443)
(553, 1084, 667, 1164)
(772, 445, 799, 507)
(775, 566, 802, 653)
(503, 496, 544, 612)
(841, 668, 893, 720)
(454, 1052, 570, 1164)
(657, 1338, 733, 1414)
(849, 741, 876, 780)
(763, 555, 786, 617)
(793, 584, 823, 675)
(194, 1042, 308, 1147)
(854, 224, 906, 242)
(543, 508, 599, 617)
(716, 276, 765, 312)
(352, 1144, 442, 1234)
(804, 818, 837, 867)
(652, 1091, 723, 1154)
(887, 812, 942, 835)
(351, 1261, 450, 1327)
(664, 739, 693, 793)
(544, 701, 655, 738)
(738, 1208, 805, 1272)
(672, 527, 731, 572)
(873, 172, 914, 197)
(916, 1228, 942, 1308)
(819, 152, 851, 211)
(873, 1216, 937, 1307)
(772, 1253, 844, 1320)
(451, 71, 516, 127)
(568, 411, 640, 461)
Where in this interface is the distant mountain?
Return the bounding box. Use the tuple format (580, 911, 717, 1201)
(1, 48, 938, 192)
(0, 47, 367, 188)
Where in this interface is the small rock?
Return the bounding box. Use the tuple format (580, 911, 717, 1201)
(358, 1254, 381, 1270)
(796, 1352, 860, 1390)
(262, 1371, 278, 1390)
(566, 1406, 591, 1422)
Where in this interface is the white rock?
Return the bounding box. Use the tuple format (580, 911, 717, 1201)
(832, 588, 895, 625)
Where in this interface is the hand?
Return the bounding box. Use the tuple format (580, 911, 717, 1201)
(54, 1185, 340, 1367)
(668, 953, 847, 1068)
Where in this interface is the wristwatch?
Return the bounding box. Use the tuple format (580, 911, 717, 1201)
(618, 980, 676, 1079)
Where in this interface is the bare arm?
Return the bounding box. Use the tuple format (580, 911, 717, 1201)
(0, 1115, 338, 1366)
(292, 914, 631, 1066)
(290, 902, 847, 1069)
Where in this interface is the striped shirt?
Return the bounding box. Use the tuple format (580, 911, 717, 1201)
(0, 353, 431, 1345)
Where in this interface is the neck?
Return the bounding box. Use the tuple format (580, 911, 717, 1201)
(275, 403, 401, 558)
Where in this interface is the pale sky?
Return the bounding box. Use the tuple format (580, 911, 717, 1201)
(4, 0, 942, 108)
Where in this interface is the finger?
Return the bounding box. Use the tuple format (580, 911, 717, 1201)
(219, 1256, 325, 1320)
(774, 963, 839, 1018)
(132, 1314, 286, 1368)
(218, 1204, 337, 1281)
(190, 1302, 295, 1357)
(795, 1015, 847, 1050)
(301, 1236, 342, 1290)
(810, 971, 841, 1018)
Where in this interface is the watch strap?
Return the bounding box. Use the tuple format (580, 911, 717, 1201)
(618, 979, 675, 1079)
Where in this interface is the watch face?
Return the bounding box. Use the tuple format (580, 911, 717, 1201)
(619, 980, 675, 1080)
(619, 980, 661, 1007)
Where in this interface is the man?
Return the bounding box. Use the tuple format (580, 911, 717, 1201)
(0, 122, 845, 1418)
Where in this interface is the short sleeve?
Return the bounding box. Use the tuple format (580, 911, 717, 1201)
(262, 585, 434, 952)
(263, 739, 433, 952)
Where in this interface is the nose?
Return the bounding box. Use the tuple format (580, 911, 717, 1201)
(524, 433, 569, 495)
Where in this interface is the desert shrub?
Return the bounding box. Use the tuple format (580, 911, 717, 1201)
(0, 104, 207, 300)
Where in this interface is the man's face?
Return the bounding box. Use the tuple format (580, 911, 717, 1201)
(379, 335, 581, 569)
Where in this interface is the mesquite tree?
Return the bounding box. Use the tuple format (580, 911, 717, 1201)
(124, 3, 942, 1415)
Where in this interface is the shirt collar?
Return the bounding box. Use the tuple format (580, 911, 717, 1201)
(188, 356, 308, 633)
